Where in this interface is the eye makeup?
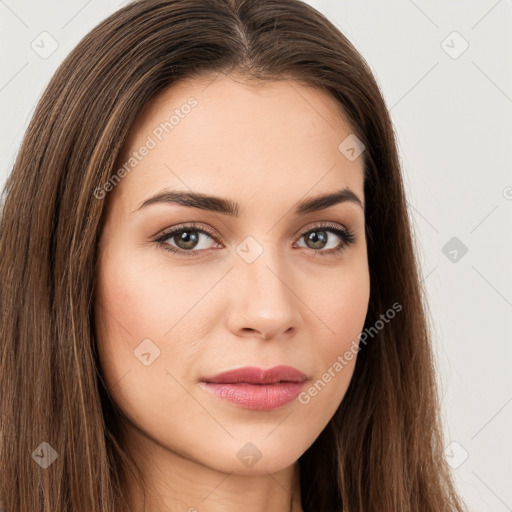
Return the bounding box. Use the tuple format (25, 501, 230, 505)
(151, 220, 356, 259)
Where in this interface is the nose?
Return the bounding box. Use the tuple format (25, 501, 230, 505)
(226, 247, 302, 341)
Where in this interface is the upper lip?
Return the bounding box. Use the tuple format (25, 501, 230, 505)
(201, 365, 307, 384)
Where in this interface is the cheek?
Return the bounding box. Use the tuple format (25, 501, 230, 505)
(312, 253, 370, 347)
(298, 258, 369, 411)
(95, 246, 207, 343)
(93, 248, 202, 431)
(94, 245, 220, 392)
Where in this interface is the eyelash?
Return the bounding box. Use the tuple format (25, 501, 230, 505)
(153, 221, 356, 259)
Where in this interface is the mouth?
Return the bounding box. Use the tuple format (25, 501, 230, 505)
(200, 365, 308, 410)
(201, 365, 308, 385)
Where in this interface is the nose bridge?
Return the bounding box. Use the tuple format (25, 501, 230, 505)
(238, 237, 292, 302)
(227, 235, 300, 338)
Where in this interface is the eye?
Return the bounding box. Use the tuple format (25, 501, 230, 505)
(294, 222, 356, 257)
(154, 222, 219, 256)
(153, 221, 356, 258)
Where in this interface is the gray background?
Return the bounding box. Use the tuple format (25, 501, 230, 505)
(1, 1, 511, 510)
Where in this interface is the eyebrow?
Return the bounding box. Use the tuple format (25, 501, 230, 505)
(132, 187, 364, 216)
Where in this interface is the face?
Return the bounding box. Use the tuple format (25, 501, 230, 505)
(94, 73, 370, 479)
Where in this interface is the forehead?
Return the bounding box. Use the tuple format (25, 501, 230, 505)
(113, 73, 365, 211)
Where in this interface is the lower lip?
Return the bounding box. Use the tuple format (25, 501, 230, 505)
(201, 381, 306, 410)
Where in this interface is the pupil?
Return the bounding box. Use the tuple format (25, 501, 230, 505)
(308, 231, 326, 249)
(177, 230, 198, 249)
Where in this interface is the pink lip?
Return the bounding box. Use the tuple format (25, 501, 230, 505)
(202, 365, 307, 384)
(200, 365, 308, 410)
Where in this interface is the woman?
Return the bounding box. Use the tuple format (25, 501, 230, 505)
(0, 0, 468, 511)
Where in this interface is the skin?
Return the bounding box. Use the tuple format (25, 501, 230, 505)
(94, 72, 370, 512)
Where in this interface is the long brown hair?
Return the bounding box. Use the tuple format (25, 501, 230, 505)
(0, 0, 467, 510)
